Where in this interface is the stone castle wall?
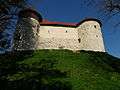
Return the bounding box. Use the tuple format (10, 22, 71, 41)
(77, 20, 105, 51)
(37, 20, 105, 52)
(14, 17, 105, 52)
(38, 26, 80, 50)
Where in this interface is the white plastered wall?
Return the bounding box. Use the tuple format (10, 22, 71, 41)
(37, 26, 80, 50)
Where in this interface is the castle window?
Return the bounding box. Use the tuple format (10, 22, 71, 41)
(78, 38, 81, 43)
(48, 30, 50, 33)
(94, 25, 97, 28)
(96, 35, 98, 37)
(37, 25, 39, 33)
(66, 30, 67, 33)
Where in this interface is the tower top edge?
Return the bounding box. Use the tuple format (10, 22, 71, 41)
(18, 8, 42, 22)
(76, 18, 102, 27)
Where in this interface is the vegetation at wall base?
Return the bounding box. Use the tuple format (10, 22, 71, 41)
(0, 49, 120, 90)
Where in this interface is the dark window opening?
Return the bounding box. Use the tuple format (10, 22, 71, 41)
(48, 30, 50, 33)
(37, 25, 39, 32)
(78, 38, 81, 43)
(94, 25, 97, 28)
(96, 35, 98, 37)
(66, 30, 67, 33)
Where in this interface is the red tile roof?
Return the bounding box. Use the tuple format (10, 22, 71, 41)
(40, 18, 102, 27)
(40, 19, 77, 27)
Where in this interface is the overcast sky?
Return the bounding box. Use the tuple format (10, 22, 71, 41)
(29, 0, 120, 58)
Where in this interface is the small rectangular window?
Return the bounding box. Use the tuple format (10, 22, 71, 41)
(78, 38, 81, 43)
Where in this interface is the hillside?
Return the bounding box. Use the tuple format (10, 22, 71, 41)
(0, 50, 120, 90)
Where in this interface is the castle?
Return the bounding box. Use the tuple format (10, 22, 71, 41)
(13, 9, 105, 52)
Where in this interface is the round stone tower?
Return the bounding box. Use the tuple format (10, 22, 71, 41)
(77, 18, 105, 52)
(14, 8, 42, 50)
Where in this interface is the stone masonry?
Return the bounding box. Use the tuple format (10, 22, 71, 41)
(14, 9, 105, 52)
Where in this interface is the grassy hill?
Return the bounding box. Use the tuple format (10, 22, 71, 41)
(0, 50, 120, 90)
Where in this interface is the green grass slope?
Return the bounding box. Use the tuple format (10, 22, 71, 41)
(0, 50, 120, 90)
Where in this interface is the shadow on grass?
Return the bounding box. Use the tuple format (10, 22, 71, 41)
(0, 50, 72, 90)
